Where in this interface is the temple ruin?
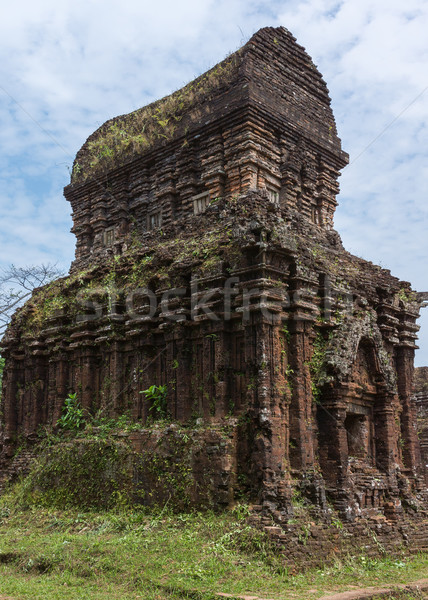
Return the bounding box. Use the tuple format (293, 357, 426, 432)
(1, 27, 427, 534)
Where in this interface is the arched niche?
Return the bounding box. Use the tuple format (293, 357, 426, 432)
(315, 320, 400, 501)
(342, 339, 391, 471)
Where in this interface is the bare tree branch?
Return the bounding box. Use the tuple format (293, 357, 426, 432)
(0, 263, 64, 339)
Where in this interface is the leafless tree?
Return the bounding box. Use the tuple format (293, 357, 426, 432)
(0, 264, 64, 338)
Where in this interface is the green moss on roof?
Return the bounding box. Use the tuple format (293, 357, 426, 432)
(71, 51, 243, 185)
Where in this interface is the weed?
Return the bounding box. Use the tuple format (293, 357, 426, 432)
(57, 393, 85, 431)
(141, 384, 168, 419)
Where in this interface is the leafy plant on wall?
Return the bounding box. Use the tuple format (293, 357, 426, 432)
(141, 384, 168, 419)
(57, 393, 85, 431)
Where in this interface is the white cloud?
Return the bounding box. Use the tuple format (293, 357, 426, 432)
(0, 0, 427, 363)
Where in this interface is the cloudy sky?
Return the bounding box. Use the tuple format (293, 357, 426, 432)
(1, 0, 427, 364)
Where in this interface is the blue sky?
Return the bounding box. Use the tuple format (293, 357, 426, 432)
(1, 0, 427, 365)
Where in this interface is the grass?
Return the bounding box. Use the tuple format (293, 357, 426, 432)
(0, 504, 427, 600)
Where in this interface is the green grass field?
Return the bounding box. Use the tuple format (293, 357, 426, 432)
(0, 504, 427, 600)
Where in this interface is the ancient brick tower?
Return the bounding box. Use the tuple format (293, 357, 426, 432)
(1, 27, 426, 520)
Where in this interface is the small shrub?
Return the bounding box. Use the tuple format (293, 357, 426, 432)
(141, 385, 168, 419)
(57, 393, 85, 430)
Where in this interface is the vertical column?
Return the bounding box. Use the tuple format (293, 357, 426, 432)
(128, 164, 150, 231)
(224, 123, 259, 195)
(52, 354, 69, 425)
(201, 133, 226, 199)
(23, 356, 34, 436)
(395, 346, 422, 477)
(1, 360, 21, 455)
(174, 335, 192, 422)
(90, 194, 109, 252)
(109, 341, 124, 415)
(316, 159, 340, 229)
(280, 139, 302, 210)
(317, 394, 348, 490)
(288, 320, 316, 470)
(80, 348, 98, 414)
(114, 191, 130, 251)
(212, 328, 228, 419)
(175, 143, 200, 216)
(157, 160, 177, 226)
(373, 390, 400, 478)
(165, 335, 177, 420)
(30, 353, 47, 435)
(201, 333, 216, 420)
(248, 316, 290, 512)
(47, 359, 58, 425)
(68, 191, 93, 262)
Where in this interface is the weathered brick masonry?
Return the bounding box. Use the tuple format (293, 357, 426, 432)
(1, 27, 427, 556)
(414, 367, 428, 484)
